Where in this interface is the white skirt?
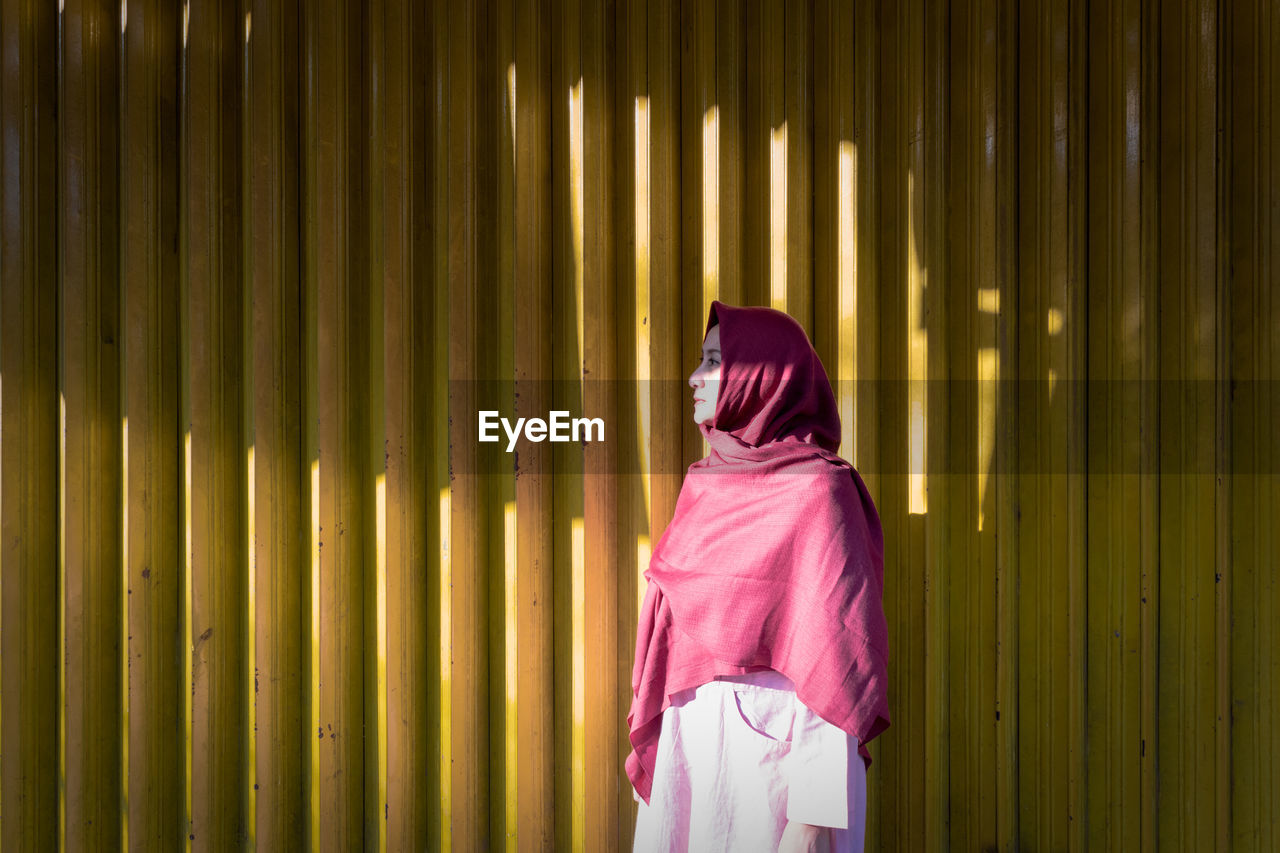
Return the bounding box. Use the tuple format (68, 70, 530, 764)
(633, 669, 866, 853)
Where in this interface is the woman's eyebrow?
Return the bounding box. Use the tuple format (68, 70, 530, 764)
(702, 347, 721, 356)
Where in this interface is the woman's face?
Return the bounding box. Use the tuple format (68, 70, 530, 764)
(689, 325, 722, 425)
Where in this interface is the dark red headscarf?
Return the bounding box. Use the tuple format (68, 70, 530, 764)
(625, 301, 890, 805)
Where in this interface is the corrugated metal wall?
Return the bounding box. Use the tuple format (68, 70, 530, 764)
(1, 0, 1276, 850)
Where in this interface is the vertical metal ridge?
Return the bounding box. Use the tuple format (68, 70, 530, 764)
(1084, 0, 1157, 848)
(1, 0, 61, 847)
(645, 0, 681, 545)
(442, 0, 489, 846)
(944, 0, 1001, 848)
(677, 0, 711, 467)
(715, 0, 743, 307)
(550, 2, 584, 849)
(994, 0, 1020, 847)
(852, 0, 882, 846)
(1065, 0, 1090, 848)
(1011, 0, 1081, 848)
(184, 0, 248, 848)
(364, 0, 391, 846)
(365, 0, 390, 846)
(921, 0, 950, 847)
(428, 1, 451, 847)
(761, 0, 785, 312)
(873, 0, 925, 846)
(741, 0, 766, 309)
(1154, 0, 1221, 848)
(1224, 0, 1279, 849)
(809, 0, 855, 450)
(783, 0, 812, 328)
(375, 0, 434, 847)
(120, 0, 183, 846)
(581, 0, 619, 849)
(1260, 10, 1279, 843)
(613, 0, 646, 841)
(245, 0, 306, 847)
(486, 2, 516, 849)
(514, 0, 556, 848)
(809, 0, 835, 375)
(59, 0, 125, 848)
(304, 0, 371, 844)
(1139, 2, 1161, 849)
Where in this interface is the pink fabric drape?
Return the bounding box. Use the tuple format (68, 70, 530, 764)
(626, 301, 891, 805)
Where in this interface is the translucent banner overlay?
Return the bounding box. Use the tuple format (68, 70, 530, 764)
(441, 379, 1279, 476)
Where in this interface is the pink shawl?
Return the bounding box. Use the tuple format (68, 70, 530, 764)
(625, 301, 890, 805)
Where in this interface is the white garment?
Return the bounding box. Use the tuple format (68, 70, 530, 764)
(632, 669, 866, 852)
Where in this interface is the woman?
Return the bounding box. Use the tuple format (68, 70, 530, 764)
(627, 301, 890, 853)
